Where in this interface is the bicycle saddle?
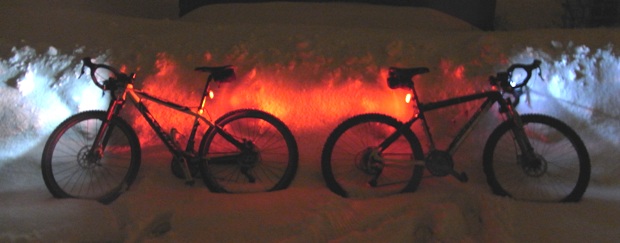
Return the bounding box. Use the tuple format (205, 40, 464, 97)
(195, 65, 236, 82)
(387, 67, 429, 89)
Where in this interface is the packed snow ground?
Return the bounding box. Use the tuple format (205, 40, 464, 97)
(1, 0, 620, 242)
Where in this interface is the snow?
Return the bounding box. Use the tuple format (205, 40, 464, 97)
(1, 0, 620, 242)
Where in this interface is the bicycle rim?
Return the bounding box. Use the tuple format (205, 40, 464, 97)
(322, 114, 424, 198)
(200, 109, 298, 193)
(41, 111, 140, 203)
(483, 114, 590, 202)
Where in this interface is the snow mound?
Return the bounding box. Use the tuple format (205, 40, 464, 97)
(0, 46, 109, 160)
(2, 0, 620, 242)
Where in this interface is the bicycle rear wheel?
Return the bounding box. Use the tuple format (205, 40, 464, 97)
(483, 114, 590, 202)
(321, 113, 425, 198)
(199, 109, 298, 193)
(41, 111, 141, 204)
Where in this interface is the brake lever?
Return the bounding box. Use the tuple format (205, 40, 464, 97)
(80, 57, 91, 78)
(537, 67, 544, 81)
(101, 81, 107, 97)
(524, 85, 531, 107)
(79, 63, 86, 79)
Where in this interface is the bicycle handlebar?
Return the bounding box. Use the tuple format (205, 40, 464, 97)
(490, 59, 542, 92)
(80, 57, 236, 92)
(80, 57, 133, 91)
(506, 59, 542, 89)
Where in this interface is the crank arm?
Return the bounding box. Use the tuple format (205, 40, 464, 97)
(368, 178, 410, 188)
(450, 170, 468, 182)
(177, 157, 195, 186)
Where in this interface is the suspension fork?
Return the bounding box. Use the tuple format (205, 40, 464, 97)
(501, 98, 535, 158)
(89, 98, 126, 159)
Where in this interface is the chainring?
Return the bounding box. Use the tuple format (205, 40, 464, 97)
(425, 150, 455, 177)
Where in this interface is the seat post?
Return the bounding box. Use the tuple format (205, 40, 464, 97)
(197, 75, 213, 115)
(409, 82, 422, 110)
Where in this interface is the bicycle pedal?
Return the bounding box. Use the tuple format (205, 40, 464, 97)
(451, 171, 468, 182)
(368, 179, 378, 187)
(185, 179, 195, 186)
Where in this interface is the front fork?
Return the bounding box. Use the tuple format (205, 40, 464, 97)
(502, 98, 536, 161)
(88, 99, 125, 162)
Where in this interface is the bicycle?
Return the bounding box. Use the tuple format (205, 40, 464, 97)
(321, 60, 590, 202)
(41, 57, 299, 204)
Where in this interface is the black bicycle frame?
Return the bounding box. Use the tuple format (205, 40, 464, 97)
(132, 90, 199, 155)
(93, 78, 246, 161)
(379, 91, 509, 155)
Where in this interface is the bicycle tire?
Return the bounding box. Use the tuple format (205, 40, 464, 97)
(198, 109, 298, 193)
(483, 114, 590, 202)
(41, 111, 141, 204)
(321, 113, 425, 198)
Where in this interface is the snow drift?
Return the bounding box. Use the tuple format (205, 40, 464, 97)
(1, 0, 620, 242)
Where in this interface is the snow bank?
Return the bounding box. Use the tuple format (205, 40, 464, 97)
(0, 46, 108, 159)
(2, 22, 619, 169)
(2, 1, 620, 242)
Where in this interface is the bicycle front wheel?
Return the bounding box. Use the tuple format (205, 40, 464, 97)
(483, 114, 590, 202)
(321, 113, 425, 198)
(199, 109, 298, 193)
(41, 111, 141, 204)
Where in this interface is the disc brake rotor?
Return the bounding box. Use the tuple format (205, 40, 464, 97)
(519, 153, 548, 177)
(77, 145, 101, 168)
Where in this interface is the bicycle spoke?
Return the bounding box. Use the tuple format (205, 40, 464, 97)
(322, 114, 424, 198)
(200, 110, 298, 193)
(483, 114, 589, 202)
(42, 111, 141, 203)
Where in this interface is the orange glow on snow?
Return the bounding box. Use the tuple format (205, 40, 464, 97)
(454, 65, 465, 80)
(440, 59, 467, 81)
(154, 53, 176, 77)
(122, 54, 416, 145)
(119, 65, 128, 74)
(124, 53, 203, 145)
(223, 70, 413, 131)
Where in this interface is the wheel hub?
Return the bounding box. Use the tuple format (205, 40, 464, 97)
(239, 141, 260, 168)
(355, 147, 384, 175)
(77, 145, 102, 168)
(519, 153, 548, 177)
